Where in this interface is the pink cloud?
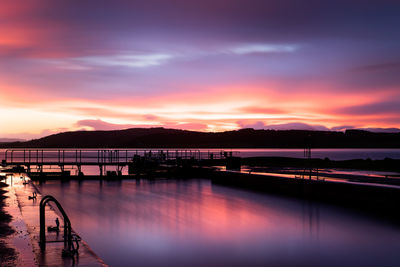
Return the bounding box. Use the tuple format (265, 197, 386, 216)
(75, 119, 138, 131)
(237, 121, 330, 131)
(75, 119, 209, 132)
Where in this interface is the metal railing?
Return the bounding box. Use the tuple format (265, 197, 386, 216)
(4, 149, 235, 166)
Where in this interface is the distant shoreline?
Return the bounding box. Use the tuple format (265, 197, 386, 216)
(0, 128, 399, 149)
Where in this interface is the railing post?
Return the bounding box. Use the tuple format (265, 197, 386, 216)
(40, 198, 46, 250)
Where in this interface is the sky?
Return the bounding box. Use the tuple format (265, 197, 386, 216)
(1, 0, 400, 139)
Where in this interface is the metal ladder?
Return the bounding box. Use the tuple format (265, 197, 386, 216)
(39, 195, 81, 257)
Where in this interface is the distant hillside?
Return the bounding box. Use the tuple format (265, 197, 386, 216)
(0, 138, 25, 143)
(1, 128, 399, 148)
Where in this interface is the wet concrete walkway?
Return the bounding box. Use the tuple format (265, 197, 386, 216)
(4, 178, 37, 266)
(5, 175, 107, 267)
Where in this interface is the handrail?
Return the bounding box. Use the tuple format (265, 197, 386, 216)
(39, 195, 78, 255)
(3, 148, 235, 166)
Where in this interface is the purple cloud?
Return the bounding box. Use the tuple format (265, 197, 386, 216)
(75, 119, 138, 131)
(75, 119, 209, 132)
(237, 121, 330, 131)
(357, 127, 400, 133)
(338, 99, 400, 115)
(331, 125, 355, 131)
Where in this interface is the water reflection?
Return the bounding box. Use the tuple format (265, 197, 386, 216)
(35, 179, 400, 266)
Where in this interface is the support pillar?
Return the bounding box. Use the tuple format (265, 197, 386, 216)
(77, 165, 83, 176)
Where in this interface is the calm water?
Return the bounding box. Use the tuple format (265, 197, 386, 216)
(2, 148, 400, 161)
(231, 148, 400, 160)
(35, 179, 400, 267)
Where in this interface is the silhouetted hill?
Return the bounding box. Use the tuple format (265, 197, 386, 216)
(0, 138, 25, 143)
(1, 128, 399, 148)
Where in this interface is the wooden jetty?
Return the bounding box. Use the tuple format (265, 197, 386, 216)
(1, 149, 240, 177)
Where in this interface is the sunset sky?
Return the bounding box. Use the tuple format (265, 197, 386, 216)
(1, 0, 400, 139)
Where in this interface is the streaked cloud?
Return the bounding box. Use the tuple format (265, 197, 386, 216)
(353, 61, 400, 73)
(337, 98, 400, 115)
(76, 53, 173, 68)
(238, 106, 285, 115)
(228, 44, 298, 55)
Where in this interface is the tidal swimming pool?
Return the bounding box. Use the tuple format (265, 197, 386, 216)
(35, 179, 400, 267)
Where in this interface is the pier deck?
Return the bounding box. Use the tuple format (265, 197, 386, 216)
(1, 149, 237, 176)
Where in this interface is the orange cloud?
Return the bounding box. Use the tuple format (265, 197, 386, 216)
(2, 79, 399, 138)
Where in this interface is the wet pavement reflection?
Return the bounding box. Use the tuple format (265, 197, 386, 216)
(3, 175, 106, 266)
